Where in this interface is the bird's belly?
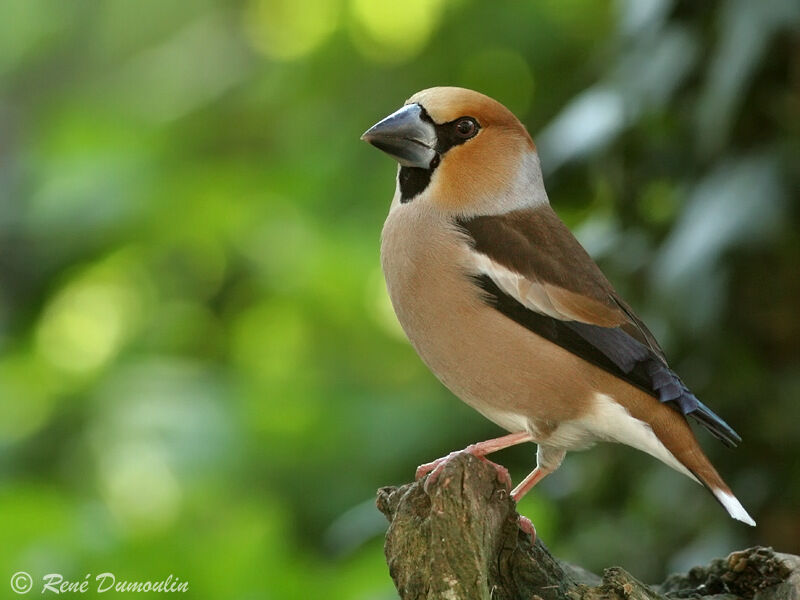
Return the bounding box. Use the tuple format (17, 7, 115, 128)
(380, 204, 613, 447)
(408, 314, 605, 450)
(382, 264, 595, 441)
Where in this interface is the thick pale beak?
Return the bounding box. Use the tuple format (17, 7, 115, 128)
(361, 103, 437, 168)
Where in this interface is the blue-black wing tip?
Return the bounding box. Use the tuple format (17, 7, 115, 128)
(684, 398, 741, 448)
(650, 363, 741, 448)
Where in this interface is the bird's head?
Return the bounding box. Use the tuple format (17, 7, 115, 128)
(361, 87, 544, 214)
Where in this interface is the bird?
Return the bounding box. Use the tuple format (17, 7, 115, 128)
(361, 86, 755, 530)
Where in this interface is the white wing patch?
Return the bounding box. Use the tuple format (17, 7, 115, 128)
(471, 251, 575, 321)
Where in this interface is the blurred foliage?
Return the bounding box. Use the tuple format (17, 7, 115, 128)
(0, 0, 798, 597)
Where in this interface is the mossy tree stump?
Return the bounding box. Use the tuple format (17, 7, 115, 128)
(376, 453, 798, 600)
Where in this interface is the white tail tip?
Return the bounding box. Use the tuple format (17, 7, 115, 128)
(713, 489, 756, 526)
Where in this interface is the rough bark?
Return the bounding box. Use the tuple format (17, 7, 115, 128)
(376, 453, 799, 600)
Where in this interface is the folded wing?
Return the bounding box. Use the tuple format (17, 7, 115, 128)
(456, 206, 740, 447)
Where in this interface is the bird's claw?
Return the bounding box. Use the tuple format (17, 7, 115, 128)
(518, 515, 536, 543)
(415, 451, 460, 480)
(415, 449, 513, 489)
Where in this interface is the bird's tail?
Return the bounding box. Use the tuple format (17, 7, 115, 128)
(675, 442, 756, 526)
(643, 402, 756, 526)
(710, 487, 756, 526)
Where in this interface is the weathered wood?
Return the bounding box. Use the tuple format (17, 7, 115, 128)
(376, 453, 798, 600)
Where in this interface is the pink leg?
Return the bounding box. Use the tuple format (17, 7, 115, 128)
(416, 432, 533, 488)
(511, 466, 552, 502)
(513, 467, 550, 544)
(512, 447, 564, 539)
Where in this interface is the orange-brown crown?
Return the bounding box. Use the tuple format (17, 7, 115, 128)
(406, 87, 537, 213)
(407, 88, 532, 138)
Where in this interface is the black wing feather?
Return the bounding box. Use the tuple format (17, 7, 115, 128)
(473, 274, 741, 447)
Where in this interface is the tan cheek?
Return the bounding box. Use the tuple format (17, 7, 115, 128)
(429, 131, 521, 211)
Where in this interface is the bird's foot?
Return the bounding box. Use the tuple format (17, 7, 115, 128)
(415, 452, 459, 480)
(415, 449, 513, 490)
(518, 515, 536, 543)
(472, 454, 513, 489)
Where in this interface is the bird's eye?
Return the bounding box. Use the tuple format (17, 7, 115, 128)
(455, 118, 478, 139)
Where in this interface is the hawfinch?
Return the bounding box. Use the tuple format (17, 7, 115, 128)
(362, 87, 755, 527)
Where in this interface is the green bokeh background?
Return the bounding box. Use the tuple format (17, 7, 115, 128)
(1, 0, 798, 597)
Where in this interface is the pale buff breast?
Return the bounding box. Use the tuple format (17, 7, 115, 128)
(380, 196, 606, 443)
